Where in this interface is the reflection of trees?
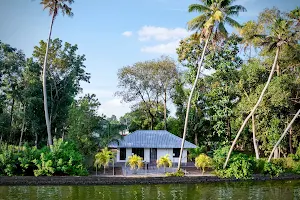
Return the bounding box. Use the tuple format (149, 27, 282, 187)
(1, 180, 300, 199)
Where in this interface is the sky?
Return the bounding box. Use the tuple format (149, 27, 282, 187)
(0, 0, 299, 119)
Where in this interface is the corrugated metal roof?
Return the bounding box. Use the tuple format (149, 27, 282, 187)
(109, 130, 197, 149)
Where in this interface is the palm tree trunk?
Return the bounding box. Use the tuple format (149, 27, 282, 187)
(268, 109, 300, 162)
(177, 33, 211, 171)
(164, 88, 167, 130)
(9, 98, 15, 142)
(289, 126, 293, 154)
(43, 14, 55, 147)
(223, 48, 280, 169)
(252, 115, 259, 159)
(18, 104, 26, 152)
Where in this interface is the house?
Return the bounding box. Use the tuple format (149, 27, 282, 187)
(109, 130, 197, 164)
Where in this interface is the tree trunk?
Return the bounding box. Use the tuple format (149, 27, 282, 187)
(227, 118, 231, 141)
(9, 98, 15, 142)
(195, 132, 198, 146)
(150, 116, 154, 130)
(224, 48, 280, 169)
(35, 132, 38, 148)
(177, 32, 211, 171)
(103, 167, 105, 174)
(276, 63, 280, 76)
(252, 115, 259, 159)
(164, 88, 167, 130)
(18, 105, 26, 152)
(43, 14, 55, 147)
(268, 109, 300, 162)
(289, 126, 293, 154)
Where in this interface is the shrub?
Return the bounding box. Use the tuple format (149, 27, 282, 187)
(157, 154, 172, 172)
(215, 153, 254, 179)
(166, 169, 185, 177)
(188, 146, 207, 161)
(212, 146, 231, 170)
(253, 158, 284, 177)
(262, 161, 284, 177)
(0, 138, 88, 177)
(195, 154, 213, 175)
(0, 144, 19, 176)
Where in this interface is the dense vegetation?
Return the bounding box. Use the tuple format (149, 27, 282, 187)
(0, 0, 299, 178)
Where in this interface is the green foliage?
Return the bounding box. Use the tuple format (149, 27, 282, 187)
(0, 139, 88, 177)
(195, 154, 213, 174)
(166, 169, 185, 177)
(212, 146, 231, 170)
(67, 94, 102, 155)
(215, 154, 254, 179)
(0, 144, 19, 176)
(157, 154, 172, 172)
(188, 146, 206, 160)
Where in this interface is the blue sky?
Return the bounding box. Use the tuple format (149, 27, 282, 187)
(0, 0, 299, 118)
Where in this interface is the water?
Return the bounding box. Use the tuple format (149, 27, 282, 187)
(1, 180, 300, 200)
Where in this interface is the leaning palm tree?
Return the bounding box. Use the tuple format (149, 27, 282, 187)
(40, 0, 74, 146)
(268, 109, 300, 162)
(224, 18, 297, 168)
(177, 0, 246, 170)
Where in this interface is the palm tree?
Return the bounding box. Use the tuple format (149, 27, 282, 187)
(224, 18, 297, 169)
(177, 0, 246, 170)
(94, 147, 115, 175)
(157, 154, 172, 173)
(126, 154, 144, 174)
(40, 0, 74, 146)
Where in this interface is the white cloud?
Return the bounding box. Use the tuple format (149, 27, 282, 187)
(98, 98, 131, 118)
(141, 40, 180, 54)
(122, 31, 133, 37)
(138, 26, 189, 41)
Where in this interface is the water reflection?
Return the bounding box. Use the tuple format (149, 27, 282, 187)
(1, 180, 300, 200)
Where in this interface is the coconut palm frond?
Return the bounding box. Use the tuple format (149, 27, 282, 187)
(188, 4, 211, 13)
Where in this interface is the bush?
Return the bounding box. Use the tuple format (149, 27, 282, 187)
(188, 146, 207, 161)
(0, 144, 19, 176)
(195, 154, 212, 175)
(253, 158, 284, 177)
(215, 153, 254, 179)
(0, 138, 88, 176)
(212, 146, 231, 170)
(166, 169, 185, 177)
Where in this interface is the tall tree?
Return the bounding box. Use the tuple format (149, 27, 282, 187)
(153, 56, 178, 130)
(116, 58, 174, 130)
(178, 0, 246, 170)
(224, 18, 297, 168)
(39, 0, 74, 146)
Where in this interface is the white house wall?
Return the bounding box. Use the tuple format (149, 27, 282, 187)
(144, 148, 150, 162)
(157, 149, 188, 163)
(117, 148, 188, 163)
(116, 148, 132, 162)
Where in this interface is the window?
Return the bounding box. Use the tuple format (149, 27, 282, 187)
(173, 148, 180, 158)
(132, 148, 144, 159)
(120, 148, 126, 160)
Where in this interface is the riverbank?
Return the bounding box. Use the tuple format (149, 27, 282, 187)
(1, 174, 300, 186)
